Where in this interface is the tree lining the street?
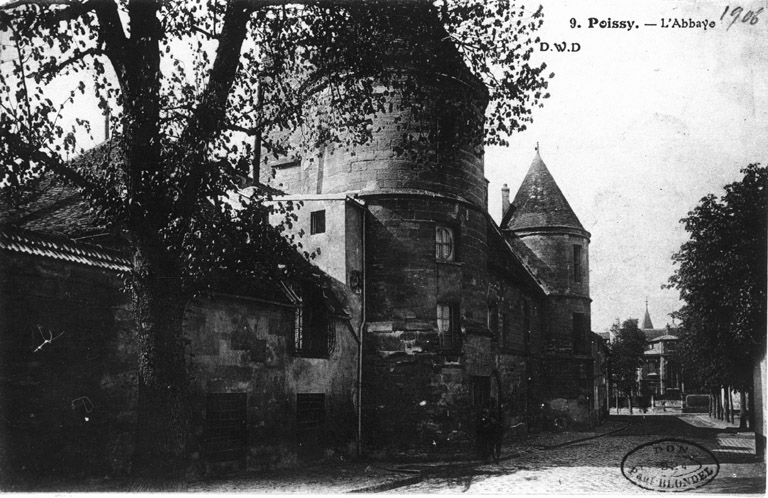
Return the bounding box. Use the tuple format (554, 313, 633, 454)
(0, 0, 552, 480)
(609, 318, 646, 414)
(667, 163, 767, 429)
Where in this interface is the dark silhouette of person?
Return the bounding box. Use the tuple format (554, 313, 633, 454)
(477, 398, 503, 463)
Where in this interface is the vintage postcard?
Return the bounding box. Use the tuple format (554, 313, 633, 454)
(0, 0, 765, 494)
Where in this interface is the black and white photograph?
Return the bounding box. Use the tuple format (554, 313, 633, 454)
(0, 0, 765, 493)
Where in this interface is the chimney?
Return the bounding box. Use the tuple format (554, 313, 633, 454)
(501, 184, 510, 218)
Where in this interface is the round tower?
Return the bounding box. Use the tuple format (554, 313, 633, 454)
(341, 4, 491, 457)
(269, 3, 495, 458)
(503, 151, 593, 426)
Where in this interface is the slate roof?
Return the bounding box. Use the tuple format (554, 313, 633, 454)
(642, 307, 654, 329)
(0, 175, 106, 238)
(643, 328, 679, 341)
(504, 152, 585, 232)
(0, 229, 130, 272)
(649, 334, 679, 343)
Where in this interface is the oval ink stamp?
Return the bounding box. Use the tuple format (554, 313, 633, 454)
(621, 438, 719, 492)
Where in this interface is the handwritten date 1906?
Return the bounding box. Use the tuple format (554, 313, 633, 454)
(721, 5, 762, 29)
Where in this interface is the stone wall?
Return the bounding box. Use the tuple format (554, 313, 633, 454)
(0, 251, 137, 481)
(185, 294, 359, 474)
(0, 249, 359, 481)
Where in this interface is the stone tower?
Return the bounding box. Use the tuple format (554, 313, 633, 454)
(267, 4, 498, 457)
(502, 151, 595, 427)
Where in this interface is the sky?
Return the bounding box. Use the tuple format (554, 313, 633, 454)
(484, 0, 768, 333)
(4, 0, 765, 334)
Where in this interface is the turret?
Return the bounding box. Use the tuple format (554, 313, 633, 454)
(504, 150, 591, 353)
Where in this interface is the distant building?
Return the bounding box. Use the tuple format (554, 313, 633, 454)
(637, 301, 682, 396)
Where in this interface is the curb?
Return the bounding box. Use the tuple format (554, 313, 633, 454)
(348, 475, 423, 493)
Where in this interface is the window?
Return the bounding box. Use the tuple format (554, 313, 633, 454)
(523, 301, 531, 354)
(501, 313, 511, 350)
(573, 245, 582, 282)
(204, 393, 247, 463)
(293, 282, 335, 358)
(573, 312, 587, 352)
(471, 376, 491, 408)
(488, 305, 499, 341)
(437, 303, 460, 351)
(296, 393, 325, 429)
(435, 225, 455, 261)
(310, 210, 326, 234)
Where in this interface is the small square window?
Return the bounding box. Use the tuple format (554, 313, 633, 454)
(435, 225, 455, 261)
(310, 210, 326, 234)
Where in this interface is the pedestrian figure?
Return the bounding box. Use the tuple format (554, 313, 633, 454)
(477, 399, 503, 463)
(661, 400, 667, 412)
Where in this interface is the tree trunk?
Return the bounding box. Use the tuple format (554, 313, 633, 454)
(724, 386, 731, 423)
(130, 246, 189, 481)
(740, 390, 748, 430)
(718, 388, 724, 420)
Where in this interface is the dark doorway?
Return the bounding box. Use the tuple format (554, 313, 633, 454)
(296, 393, 326, 461)
(204, 393, 247, 465)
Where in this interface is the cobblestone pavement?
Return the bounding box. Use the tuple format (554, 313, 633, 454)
(187, 414, 764, 494)
(391, 414, 765, 494)
(188, 461, 416, 493)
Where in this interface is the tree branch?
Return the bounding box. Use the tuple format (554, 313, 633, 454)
(33, 47, 104, 82)
(0, 0, 72, 10)
(91, 0, 128, 89)
(2, 131, 93, 189)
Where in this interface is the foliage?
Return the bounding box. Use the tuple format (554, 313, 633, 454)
(667, 163, 767, 391)
(0, 0, 551, 479)
(609, 319, 646, 397)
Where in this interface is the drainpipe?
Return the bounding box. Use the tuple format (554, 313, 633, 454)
(357, 205, 366, 457)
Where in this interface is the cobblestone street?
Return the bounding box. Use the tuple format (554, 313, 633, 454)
(187, 413, 765, 494)
(392, 414, 765, 494)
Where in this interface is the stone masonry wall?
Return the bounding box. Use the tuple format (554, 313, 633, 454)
(184, 294, 359, 475)
(361, 196, 488, 458)
(0, 252, 137, 481)
(269, 81, 487, 210)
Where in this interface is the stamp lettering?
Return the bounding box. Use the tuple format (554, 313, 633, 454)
(621, 438, 719, 492)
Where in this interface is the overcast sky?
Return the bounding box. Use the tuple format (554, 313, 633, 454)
(485, 0, 768, 333)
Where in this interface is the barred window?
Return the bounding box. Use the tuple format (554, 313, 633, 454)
(293, 283, 335, 358)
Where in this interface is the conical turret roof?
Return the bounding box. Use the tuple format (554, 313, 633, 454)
(505, 152, 585, 232)
(642, 300, 654, 329)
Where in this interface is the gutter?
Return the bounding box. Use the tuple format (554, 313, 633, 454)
(357, 202, 367, 458)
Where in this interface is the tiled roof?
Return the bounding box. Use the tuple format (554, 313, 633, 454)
(504, 152, 585, 232)
(0, 229, 130, 272)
